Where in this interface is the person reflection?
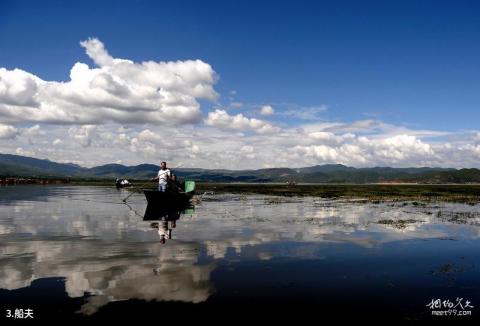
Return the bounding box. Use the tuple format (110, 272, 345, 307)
(146, 206, 182, 244)
(151, 220, 171, 244)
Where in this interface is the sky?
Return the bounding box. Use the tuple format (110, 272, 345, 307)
(0, 0, 479, 169)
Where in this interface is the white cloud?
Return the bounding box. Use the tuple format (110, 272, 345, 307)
(0, 124, 19, 139)
(230, 102, 243, 108)
(68, 125, 97, 147)
(283, 105, 327, 120)
(293, 134, 435, 166)
(307, 131, 354, 145)
(80, 38, 117, 67)
(23, 124, 45, 137)
(137, 129, 161, 143)
(204, 109, 280, 134)
(15, 147, 34, 157)
(320, 119, 384, 134)
(2, 120, 480, 169)
(260, 105, 274, 116)
(0, 38, 218, 125)
(301, 119, 450, 139)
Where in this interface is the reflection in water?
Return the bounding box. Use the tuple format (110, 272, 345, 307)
(143, 204, 193, 244)
(0, 186, 214, 315)
(0, 185, 479, 319)
(0, 237, 214, 315)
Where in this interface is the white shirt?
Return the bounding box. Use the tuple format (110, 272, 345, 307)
(157, 168, 171, 184)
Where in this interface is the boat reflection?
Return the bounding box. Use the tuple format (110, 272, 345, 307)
(144, 204, 195, 244)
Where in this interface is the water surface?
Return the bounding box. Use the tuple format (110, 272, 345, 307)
(0, 185, 478, 322)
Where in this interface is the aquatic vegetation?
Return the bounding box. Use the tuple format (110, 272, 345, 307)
(376, 219, 422, 229)
(196, 184, 480, 203)
(436, 211, 480, 225)
(438, 263, 463, 274)
(263, 196, 301, 205)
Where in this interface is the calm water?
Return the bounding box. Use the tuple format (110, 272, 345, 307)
(0, 185, 479, 322)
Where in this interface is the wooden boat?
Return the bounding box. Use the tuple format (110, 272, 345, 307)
(143, 190, 194, 206)
(143, 180, 195, 207)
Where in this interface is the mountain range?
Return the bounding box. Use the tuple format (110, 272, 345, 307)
(1, 153, 480, 184)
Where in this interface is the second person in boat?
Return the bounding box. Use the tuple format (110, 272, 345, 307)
(168, 174, 183, 192)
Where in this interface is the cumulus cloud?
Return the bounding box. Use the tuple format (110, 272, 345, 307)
(68, 125, 97, 147)
(80, 38, 116, 67)
(23, 124, 45, 137)
(293, 134, 435, 166)
(0, 124, 19, 139)
(205, 109, 280, 134)
(15, 147, 34, 157)
(2, 119, 480, 169)
(307, 131, 355, 146)
(260, 105, 274, 116)
(0, 38, 218, 125)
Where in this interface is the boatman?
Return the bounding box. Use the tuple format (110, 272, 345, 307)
(152, 161, 171, 192)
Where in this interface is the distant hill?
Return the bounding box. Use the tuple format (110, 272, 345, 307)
(0, 154, 83, 176)
(1, 153, 480, 184)
(296, 164, 355, 174)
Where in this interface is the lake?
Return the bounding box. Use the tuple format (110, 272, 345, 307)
(0, 185, 479, 322)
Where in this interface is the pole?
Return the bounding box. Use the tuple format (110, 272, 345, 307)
(122, 180, 153, 202)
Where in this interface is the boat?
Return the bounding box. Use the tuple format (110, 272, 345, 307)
(116, 178, 132, 188)
(143, 180, 196, 206)
(143, 190, 194, 206)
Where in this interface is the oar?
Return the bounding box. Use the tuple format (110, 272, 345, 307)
(122, 180, 153, 202)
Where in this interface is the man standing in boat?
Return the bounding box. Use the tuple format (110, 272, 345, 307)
(152, 161, 171, 192)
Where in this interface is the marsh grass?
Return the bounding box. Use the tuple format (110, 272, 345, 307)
(376, 219, 423, 229)
(196, 184, 480, 203)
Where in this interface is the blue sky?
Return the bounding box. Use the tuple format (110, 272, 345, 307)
(0, 0, 479, 168)
(2, 0, 480, 129)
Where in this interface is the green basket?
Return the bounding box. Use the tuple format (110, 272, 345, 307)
(184, 180, 195, 193)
